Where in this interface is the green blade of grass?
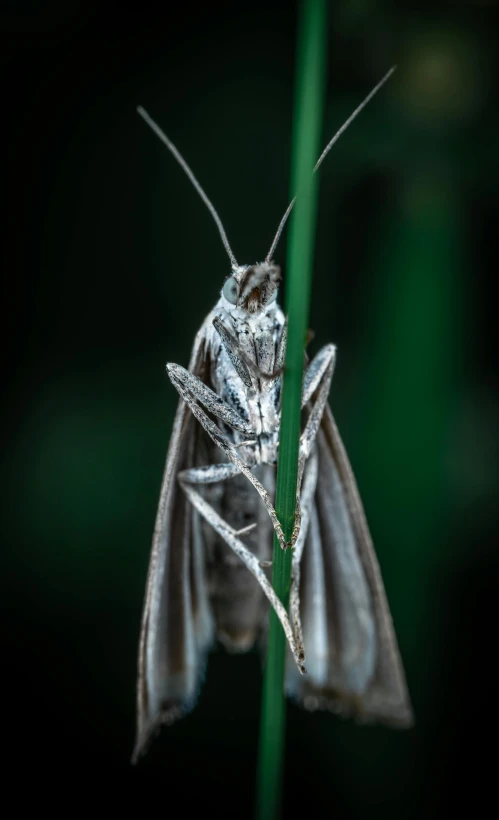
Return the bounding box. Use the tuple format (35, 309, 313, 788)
(256, 2, 327, 818)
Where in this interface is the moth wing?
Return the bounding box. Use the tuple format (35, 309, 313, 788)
(133, 318, 216, 762)
(287, 404, 413, 727)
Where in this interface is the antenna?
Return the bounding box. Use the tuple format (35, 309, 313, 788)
(137, 106, 238, 269)
(265, 66, 397, 263)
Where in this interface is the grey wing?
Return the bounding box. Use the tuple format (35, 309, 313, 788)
(133, 321, 216, 762)
(286, 404, 413, 727)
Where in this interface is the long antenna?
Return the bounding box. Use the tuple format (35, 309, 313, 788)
(137, 106, 238, 269)
(265, 65, 397, 263)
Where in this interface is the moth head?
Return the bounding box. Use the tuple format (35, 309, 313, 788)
(221, 262, 281, 314)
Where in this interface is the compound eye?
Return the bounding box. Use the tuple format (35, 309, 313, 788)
(222, 277, 239, 305)
(267, 289, 278, 304)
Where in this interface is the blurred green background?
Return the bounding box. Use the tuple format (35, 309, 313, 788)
(3, 1, 498, 815)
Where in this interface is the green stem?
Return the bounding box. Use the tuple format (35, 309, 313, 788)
(255, 2, 326, 818)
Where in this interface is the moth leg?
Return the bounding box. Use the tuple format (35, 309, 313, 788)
(289, 344, 336, 548)
(289, 447, 319, 659)
(167, 363, 253, 435)
(211, 317, 254, 392)
(178, 462, 240, 485)
(275, 316, 288, 374)
(302, 343, 337, 409)
(168, 369, 288, 550)
(178, 462, 256, 537)
(299, 345, 336, 467)
(178, 477, 306, 674)
(213, 316, 283, 383)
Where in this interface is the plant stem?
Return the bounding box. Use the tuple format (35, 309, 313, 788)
(255, 2, 326, 818)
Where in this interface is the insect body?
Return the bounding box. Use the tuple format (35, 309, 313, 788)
(133, 68, 413, 763)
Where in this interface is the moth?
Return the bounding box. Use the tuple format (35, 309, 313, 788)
(133, 66, 412, 763)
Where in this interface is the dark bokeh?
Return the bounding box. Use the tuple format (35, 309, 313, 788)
(3, 2, 498, 816)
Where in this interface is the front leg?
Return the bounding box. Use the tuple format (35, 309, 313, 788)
(213, 316, 284, 383)
(167, 363, 253, 435)
(288, 343, 336, 548)
(168, 366, 289, 550)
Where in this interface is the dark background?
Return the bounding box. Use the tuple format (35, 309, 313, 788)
(3, 1, 498, 816)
